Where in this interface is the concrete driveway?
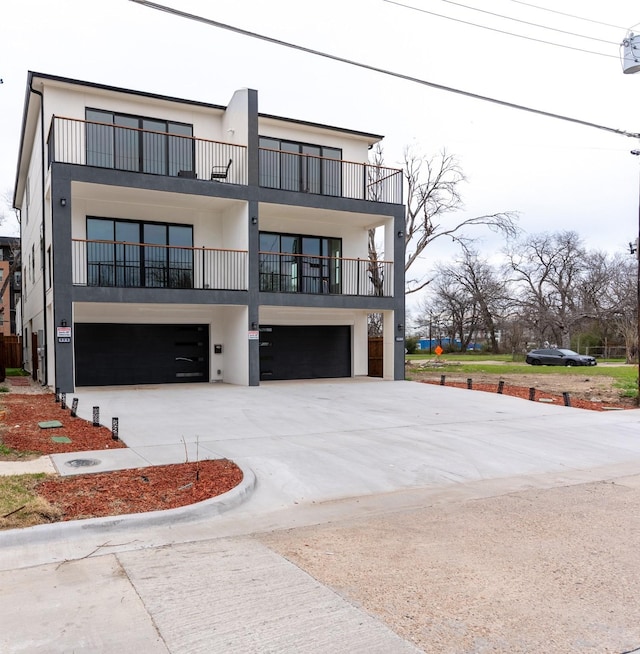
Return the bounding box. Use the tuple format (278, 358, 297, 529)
(48, 378, 640, 513)
(2, 379, 640, 653)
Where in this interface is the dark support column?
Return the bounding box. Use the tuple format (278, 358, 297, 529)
(51, 172, 74, 393)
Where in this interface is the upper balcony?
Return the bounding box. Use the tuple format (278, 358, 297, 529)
(49, 116, 248, 185)
(48, 117, 403, 204)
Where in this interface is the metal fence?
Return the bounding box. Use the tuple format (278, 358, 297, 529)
(72, 240, 248, 291)
(258, 252, 393, 296)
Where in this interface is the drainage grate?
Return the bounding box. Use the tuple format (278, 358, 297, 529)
(65, 458, 101, 468)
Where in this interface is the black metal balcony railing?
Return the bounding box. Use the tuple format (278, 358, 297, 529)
(72, 240, 248, 291)
(259, 252, 393, 297)
(47, 117, 402, 204)
(259, 148, 403, 204)
(49, 117, 248, 185)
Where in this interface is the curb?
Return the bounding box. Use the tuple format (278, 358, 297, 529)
(0, 462, 256, 548)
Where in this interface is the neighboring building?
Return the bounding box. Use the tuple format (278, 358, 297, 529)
(13, 72, 405, 391)
(0, 236, 20, 336)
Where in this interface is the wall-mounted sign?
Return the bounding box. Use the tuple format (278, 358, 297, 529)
(248, 330, 259, 340)
(57, 326, 72, 343)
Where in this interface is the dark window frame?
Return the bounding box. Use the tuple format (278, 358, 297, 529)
(259, 231, 342, 294)
(85, 109, 195, 176)
(259, 136, 342, 196)
(86, 216, 194, 289)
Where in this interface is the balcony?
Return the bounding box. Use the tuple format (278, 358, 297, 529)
(49, 117, 247, 185)
(259, 252, 393, 297)
(72, 240, 248, 291)
(259, 147, 403, 204)
(48, 118, 403, 205)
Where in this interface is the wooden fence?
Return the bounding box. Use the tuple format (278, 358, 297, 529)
(0, 335, 22, 369)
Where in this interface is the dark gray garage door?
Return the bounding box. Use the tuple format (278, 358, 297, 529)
(74, 323, 209, 386)
(259, 325, 351, 381)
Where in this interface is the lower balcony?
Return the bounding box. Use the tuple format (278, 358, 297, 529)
(259, 252, 393, 297)
(72, 240, 248, 290)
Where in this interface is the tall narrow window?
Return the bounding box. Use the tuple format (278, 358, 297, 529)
(259, 232, 341, 294)
(85, 110, 193, 176)
(87, 218, 193, 289)
(259, 137, 342, 197)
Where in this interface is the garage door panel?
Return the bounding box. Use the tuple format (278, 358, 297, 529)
(74, 324, 209, 386)
(260, 325, 350, 381)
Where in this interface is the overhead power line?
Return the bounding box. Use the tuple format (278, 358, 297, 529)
(506, 0, 628, 32)
(384, 0, 618, 59)
(128, 0, 640, 140)
(432, 0, 618, 45)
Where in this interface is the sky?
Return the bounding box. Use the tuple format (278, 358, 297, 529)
(2, 0, 640, 300)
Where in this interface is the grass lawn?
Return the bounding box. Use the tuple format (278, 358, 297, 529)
(406, 354, 638, 400)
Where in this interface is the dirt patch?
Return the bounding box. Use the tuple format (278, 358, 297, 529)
(407, 366, 636, 408)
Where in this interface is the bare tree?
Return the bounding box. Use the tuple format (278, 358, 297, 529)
(368, 145, 518, 296)
(507, 231, 586, 348)
(445, 246, 512, 353)
(601, 254, 637, 362)
(401, 145, 518, 294)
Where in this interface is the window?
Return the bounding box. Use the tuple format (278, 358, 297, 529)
(259, 137, 342, 196)
(259, 232, 341, 294)
(86, 110, 194, 176)
(86, 217, 193, 288)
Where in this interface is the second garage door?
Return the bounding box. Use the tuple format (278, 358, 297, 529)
(259, 325, 351, 381)
(74, 323, 209, 386)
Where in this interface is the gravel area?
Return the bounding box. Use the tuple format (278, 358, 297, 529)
(260, 475, 640, 653)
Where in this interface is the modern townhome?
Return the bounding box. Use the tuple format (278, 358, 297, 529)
(13, 72, 405, 391)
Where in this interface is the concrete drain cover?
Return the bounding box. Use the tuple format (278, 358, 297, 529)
(65, 458, 101, 468)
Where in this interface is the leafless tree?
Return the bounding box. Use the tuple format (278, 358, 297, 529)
(445, 246, 513, 353)
(401, 145, 518, 294)
(597, 254, 637, 362)
(507, 231, 586, 348)
(368, 145, 518, 297)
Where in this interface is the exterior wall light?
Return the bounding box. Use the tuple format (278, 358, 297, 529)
(60, 198, 67, 207)
(397, 323, 403, 332)
(397, 230, 404, 238)
(251, 216, 257, 225)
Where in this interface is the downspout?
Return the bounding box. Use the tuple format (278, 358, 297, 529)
(29, 83, 48, 386)
(16, 209, 23, 362)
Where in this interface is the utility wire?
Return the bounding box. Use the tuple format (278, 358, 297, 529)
(129, 0, 640, 140)
(384, 0, 618, 58)
(506, 0, 628, 32)
(432, 0, 618, 45)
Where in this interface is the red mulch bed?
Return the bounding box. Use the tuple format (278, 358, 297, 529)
(0, 391, 244, 524)
(37, 459, 243, 521)
(420, 380, 632, 411)
(0, 393, 126, 455)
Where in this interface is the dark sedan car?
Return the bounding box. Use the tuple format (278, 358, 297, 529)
(525, 348, 597, 367)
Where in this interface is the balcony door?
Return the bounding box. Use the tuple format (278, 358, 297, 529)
(87, 217, 193, 289)
(259, 137, 342, 196)
(86, 109, 194, 176)
(259, 232, 341, 294)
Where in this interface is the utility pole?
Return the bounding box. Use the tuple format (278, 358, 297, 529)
(622, 33, 640, 405)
